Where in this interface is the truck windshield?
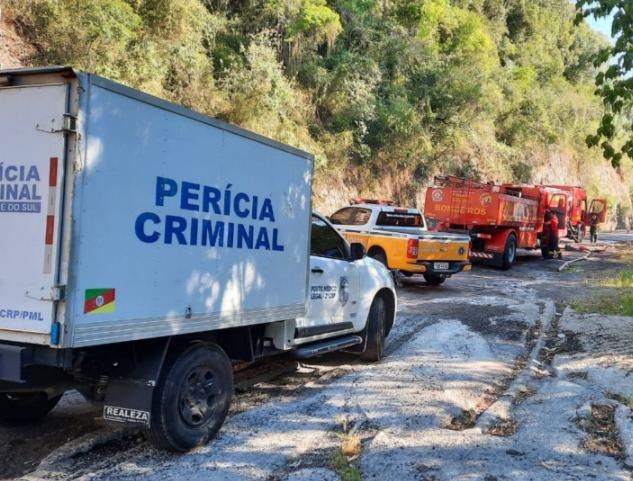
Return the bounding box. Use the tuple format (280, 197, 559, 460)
(376, 212, 424, 227)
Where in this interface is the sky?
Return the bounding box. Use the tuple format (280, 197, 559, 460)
(582, 5, 616, 44)
(587, 14, 614, 40)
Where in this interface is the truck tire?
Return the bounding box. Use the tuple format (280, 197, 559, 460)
(360, 296, 386, 362)
(501, 234, 517, 270)
(148, 342, 233, 452)
(0, 392, 62, 426)
(423, 273, 446, 285)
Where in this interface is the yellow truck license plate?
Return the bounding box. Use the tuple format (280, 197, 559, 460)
(434, 262, 449, 270)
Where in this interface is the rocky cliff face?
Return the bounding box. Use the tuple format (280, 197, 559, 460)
(0, 14, 30, 69)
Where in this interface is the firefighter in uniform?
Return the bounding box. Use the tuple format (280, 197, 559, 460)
(589, 213, 600, 244)
(544, 209, 562, 259)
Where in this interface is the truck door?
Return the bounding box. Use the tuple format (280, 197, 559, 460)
(299, 214, 360, 335)
(0, 84, 68, 339)
(548, 193, 568, 237)
(587, 199, 608, 223)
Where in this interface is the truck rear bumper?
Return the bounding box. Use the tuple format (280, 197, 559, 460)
(416, 261, 471, 276)
(470, 251, 503, 267)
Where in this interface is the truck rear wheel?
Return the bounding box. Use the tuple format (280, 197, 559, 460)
(501, 234, 517, 270)
(0, 392, 62, 426)
(360, 296, 386, 362)
(423, 274, 445, 285)
(148, 342, 233, 452)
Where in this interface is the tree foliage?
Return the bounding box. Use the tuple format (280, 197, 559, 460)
(2, 0, 624, 204)
(575, 0, 633, 167)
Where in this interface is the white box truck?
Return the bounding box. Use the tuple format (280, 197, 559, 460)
(0, 67, 396, 451)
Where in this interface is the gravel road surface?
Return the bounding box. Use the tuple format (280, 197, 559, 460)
(2, 241, 633, 481)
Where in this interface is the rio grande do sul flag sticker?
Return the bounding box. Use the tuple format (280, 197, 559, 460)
(84, 288, 116, 314)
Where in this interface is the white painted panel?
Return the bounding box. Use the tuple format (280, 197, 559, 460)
(66, 83, 312, 344)
(0, 84, 67, 337)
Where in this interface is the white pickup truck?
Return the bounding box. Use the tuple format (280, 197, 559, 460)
(0, 67, 396, 452)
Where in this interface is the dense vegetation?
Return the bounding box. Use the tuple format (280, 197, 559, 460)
(575, 0, 633, 169)
(3, 0, 632, 221)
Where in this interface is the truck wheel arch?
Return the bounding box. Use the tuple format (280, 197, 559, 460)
(367, 247, 388, 269)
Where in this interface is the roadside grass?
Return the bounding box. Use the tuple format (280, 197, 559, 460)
(572, 268, 633, 316)
(330, 416, 362, 481)
(571, 290, 633, 316)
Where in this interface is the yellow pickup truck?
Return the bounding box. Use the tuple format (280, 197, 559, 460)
(329, 200, 471, 285)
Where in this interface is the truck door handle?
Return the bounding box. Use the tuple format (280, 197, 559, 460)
(311, 266, 324, 274)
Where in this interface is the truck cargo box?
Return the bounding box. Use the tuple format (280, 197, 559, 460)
(0, 67, 313, 349)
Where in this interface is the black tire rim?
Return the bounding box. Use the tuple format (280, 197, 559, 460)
(178, 366, 221, 427)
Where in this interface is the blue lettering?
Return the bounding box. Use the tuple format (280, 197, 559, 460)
(234, 192, 250, 218)
(26, 166, 40, 182)
(237, 224, 254, 249)
(227, 222, 234, 248)
(251, 196, 259, 220)
(0, 309, 45, 321)
(255, 227, 271, 250)
(0, 202, 41, 213)
(202, 186, 222, 214)
(260, 199, 275, 221)
(272, 228, 284, 251)
(5, 166, 17, 181)
(139, 177, 287, 251)
(156, 177, 178, 206)
(189, 217, 199, 245)
(3, 184, 18, 200)
(135, 212, 161, 243)
(165, 215, 187, 245)
(201, 220, 224, 246)
(223, 184, 232, 216)
(181, 181, 200, 211)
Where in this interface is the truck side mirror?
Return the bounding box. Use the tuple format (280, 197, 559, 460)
(350, 242, 366, 261)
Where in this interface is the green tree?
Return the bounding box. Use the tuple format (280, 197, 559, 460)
(575, 0, 633, 167)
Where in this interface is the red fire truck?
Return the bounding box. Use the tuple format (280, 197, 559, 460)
(544, 185, 607, 242)
(424, 176, 607, 269)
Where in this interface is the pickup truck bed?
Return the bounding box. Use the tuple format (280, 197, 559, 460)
(330, 202, 471, 285)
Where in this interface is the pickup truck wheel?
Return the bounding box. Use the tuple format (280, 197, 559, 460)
(423, 273, 445, 285)
(360, 296, 386, 362)
(501, 234, 517, 270)
(148, 343, 233, 452)
(0, 392, 62, 426)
